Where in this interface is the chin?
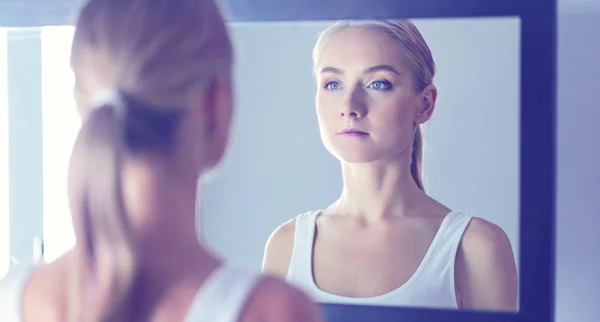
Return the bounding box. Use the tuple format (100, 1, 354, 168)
(323, 139, 395, 164)
(329, 149, 383, 164)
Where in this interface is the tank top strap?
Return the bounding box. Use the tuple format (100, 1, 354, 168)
(419, 211, 474, 281)
(0, 262, 38, 322)
(285, 211, 319, 283)
(185, 264, 261, 322)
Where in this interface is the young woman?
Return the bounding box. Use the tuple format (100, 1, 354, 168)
(0, 0, 321, 321)
(262, 20, 518, 312)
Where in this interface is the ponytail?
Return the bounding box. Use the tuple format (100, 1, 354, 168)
(68, 90, 185, 321)
(69, 98, 137, 322)
(410, 125, 425, 191)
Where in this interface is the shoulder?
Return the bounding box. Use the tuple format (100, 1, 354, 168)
(455, 216, 517, 311)
(458, 216, 516, 272)
(261, 212, 315, 277)
(242, 275, 322, 322)
(267, 216, 298, 245)
(1, 259, 66, 322)
(267, 211, 316, 239)
(460, 217, 514, 257)
(24, 254, 72, 322)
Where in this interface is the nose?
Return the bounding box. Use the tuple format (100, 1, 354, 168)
(340, 88, 366, 119)
(340, 107, 362, 118)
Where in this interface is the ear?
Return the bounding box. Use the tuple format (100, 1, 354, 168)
(202, 72, 234, 172)
(415, 83, 437, 125)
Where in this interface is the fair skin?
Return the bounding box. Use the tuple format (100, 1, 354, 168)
(18, 71, 321, 322)
(262, 27, 517, 311)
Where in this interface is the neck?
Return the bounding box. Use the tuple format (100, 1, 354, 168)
(117, 160, 210, 270)
(133, 177, 210, 272)
(129, 182, 221, 308)
(68, 171, 219, 321)
(334, 157, 424, 221)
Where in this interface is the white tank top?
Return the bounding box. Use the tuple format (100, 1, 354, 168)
(0, 262, 260, 322)
(285, 210, 473, 309)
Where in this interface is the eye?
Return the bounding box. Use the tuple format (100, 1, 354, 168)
(368, 80, 392, 91)
(324, 81, 340, 90)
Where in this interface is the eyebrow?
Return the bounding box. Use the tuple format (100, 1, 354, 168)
(319, 64, 401, 75)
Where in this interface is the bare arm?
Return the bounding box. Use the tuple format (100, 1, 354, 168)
(455, 218, 518, 311)
(261, 219, 296, 279)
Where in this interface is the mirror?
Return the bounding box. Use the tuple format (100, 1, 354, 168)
(200, 16, 521, 312)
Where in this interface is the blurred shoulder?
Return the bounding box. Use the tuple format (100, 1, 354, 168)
(21, 254, 72, 322)
(242, 275, 321, 322)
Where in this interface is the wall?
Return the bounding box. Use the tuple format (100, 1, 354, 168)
(555, 0, 600, 321)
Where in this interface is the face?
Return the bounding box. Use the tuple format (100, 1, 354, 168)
(314, 27, 437, 164)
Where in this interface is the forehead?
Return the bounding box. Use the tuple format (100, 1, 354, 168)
(317, 27, 406, 71)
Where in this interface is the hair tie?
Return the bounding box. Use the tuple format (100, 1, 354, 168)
(92, 88, 127, 113)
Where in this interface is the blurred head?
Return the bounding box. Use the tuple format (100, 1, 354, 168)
(65, 0, 233, 320)
(313, 20, 437, 190)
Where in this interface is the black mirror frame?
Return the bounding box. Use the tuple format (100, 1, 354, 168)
(221, 1, 556, 322)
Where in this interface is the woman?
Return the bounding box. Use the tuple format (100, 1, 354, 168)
(0, 0, 321, 321)
(262, 20, 518, 311)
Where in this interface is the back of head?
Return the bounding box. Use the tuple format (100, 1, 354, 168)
(313, 20, 435, 191)
(66, 0, 233, 321)
(71, 0, 233, 109)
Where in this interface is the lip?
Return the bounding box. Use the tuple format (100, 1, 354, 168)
(337, 128, 369, 136)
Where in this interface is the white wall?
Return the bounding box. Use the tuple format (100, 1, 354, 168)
(556, 1, 600, 321)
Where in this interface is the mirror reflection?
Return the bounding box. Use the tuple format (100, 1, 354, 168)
(202, 17, 520, 312)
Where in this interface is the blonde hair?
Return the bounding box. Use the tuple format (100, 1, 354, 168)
(313, 20, 435, 191)
(67, 0, 232, 321)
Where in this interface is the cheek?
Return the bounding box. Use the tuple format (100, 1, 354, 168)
(315, 96, 336, 128)
(373, 95, 418, 126)
(367, 96, 419, 149)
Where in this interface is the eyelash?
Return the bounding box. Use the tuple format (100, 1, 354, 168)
(323, 80, 393, 91)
